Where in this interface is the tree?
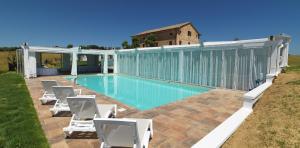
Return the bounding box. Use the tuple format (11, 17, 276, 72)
(131, 37, 140, 48)
(7, 53, 16, 71)
(122, 41, 130, 49)
(67, 44, 73, 48)
(144, 34, 156, 47)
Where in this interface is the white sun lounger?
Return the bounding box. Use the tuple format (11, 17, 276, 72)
(49, 86, 83, 116)
(94, 118, 153, 148)
(39, 80, 58, 104)
(39, 80, 81, 104)
(63, 95, 117, 137)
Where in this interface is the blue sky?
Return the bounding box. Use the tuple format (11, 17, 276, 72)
(0, 0, 299, 54)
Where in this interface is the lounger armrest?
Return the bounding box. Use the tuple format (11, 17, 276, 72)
(76, 95, 96, 98)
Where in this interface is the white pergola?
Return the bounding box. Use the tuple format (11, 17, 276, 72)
(21, 45, 117, 78)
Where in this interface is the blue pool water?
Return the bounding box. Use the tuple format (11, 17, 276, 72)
(67, 75, 211, 110)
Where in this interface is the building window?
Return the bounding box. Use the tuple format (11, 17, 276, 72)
(179, 41, 182, 45)
(169, 41, 172, 45)
(188, 42, 190, 45)
(169, 32, 173, 36)
(188, 31, 192, 36)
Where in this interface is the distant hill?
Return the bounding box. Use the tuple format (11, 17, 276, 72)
(0, 47, 20, 51)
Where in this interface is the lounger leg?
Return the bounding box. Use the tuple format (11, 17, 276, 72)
(149, 120, 153, 138)
(40, 99, 47, 105)
(114, 105, 117, 117)
(101, 142, 112, 148)
(63, 129, 72, 138)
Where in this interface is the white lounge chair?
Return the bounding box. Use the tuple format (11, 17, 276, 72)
(39, 80, 81, 104)
(93, 118, 153, 148)
(49, 86, 83, 116)
(39, 80, 58, 104)
(63, 95, 117, 137)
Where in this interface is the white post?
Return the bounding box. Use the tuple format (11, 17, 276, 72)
(276, 44, 281, 74)
(285, 43, 289, 66)
(233, 49, 239, 89)
(269, 45, 277, 75)
(220, 49, 225, 87)
(178, 50, 184, 82)
(103, 54, 108, 74)
(71, 51, 78, 76)
(209, 50, 213, 86)
(28, 52, 37, 77)
(113, 53, 118, 74)
(136, 52, 139, 76)
(23, 45, 30, 78)
(248, 49, 254, 90)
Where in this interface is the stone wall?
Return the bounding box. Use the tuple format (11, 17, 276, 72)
(176, 24, 200, 45)
(133, 24, 200, 47)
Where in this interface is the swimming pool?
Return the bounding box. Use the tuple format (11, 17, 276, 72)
(67, 75, 211, 110)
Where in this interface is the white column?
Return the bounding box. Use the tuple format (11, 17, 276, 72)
(113, 53, 118, 73)
(28, 52, 37, 77)
(209, 50, 213, 86)
(23, 45, 30, 78)
(269, 45, 278, 75)
(136, 53, 139, 76)
(103, 54, 108, 74)
(233, 49, 239, 89)
(248, 49, 254, 89)
(285, 43, 289, 66)
(276, 44, 281, 74)
(220, 49, 225, 87)
(71, 52, 78, 76)
(178, 50, 184, 82)
(98, 55, 102, 72)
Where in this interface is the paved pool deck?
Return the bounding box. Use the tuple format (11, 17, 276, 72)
(25, 75, 244, 148)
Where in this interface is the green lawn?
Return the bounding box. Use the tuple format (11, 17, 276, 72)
(287, 55, 300, 71)
(0, 72, 49, 148)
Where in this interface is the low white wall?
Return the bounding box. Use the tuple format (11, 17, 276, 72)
(192, 74, 276, 148)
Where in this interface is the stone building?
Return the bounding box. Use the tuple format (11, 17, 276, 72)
(132, 22, 200, 47)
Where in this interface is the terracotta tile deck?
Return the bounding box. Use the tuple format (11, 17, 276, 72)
(25, 75, 244, 148)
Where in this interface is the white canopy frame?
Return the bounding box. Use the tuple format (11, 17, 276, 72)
(20, 45, 117, 78)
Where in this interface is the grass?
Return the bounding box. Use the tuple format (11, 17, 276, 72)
(0, 51, 15, 72)
(0, 51, 62, 73)
(287, 55, 300, 71)
(41, 53, 62, 68)
(0, 72, 49, 148)
(223, 55, 300, 147)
